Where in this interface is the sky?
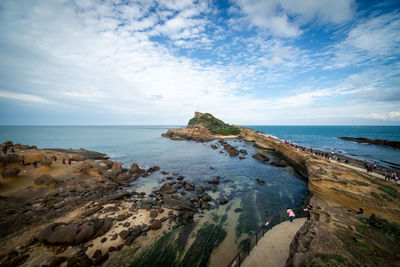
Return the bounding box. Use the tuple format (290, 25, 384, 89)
(0, 0, 399, 125)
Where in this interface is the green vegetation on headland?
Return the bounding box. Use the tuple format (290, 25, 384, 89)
(188, 112, 240, 135)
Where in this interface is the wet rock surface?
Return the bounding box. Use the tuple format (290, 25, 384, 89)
(252, 153, 270, 162)
(36, 218, 113, 245)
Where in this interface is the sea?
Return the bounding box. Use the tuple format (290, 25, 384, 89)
(0, 125, 398, 265)
(0, 125, 398, 168)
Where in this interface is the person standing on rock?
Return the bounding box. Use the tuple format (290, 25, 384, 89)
(287, 208, 295, 222)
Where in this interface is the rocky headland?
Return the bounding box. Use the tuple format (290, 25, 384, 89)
(163, 113, 400, 266)
(339, 136, 400, 149)
(162, 112, 240, 142)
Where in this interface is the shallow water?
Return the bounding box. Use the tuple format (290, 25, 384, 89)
(0, 126, 307, 265)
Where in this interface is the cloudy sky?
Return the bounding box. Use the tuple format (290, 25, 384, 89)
(0, 0, 399, 125)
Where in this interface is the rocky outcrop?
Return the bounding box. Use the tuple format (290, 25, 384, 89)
(339, 137, 400, 149)
(36, 218, 113, 245)
(162, 126, 216, 142)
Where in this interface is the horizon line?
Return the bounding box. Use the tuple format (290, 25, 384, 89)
(1, 124, 400, 127)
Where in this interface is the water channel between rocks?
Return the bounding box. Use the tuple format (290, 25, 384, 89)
(107, 138, 308, 267)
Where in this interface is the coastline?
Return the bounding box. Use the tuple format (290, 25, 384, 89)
(162, 118, 400, 266)
(1, 116, 399, 266)
(0, 142, 202, 266)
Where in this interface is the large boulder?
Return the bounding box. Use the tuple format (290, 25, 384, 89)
(36, 218, 113, 245)
(163, 195, 197, 212)
(34, 175, 57, 186)
(1, 167, 20, 177)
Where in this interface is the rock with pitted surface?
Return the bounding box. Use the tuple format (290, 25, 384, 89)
(34, 175, 57, 186)
(1, 167, 20, 178)
(36, 218, 113, 245)
(210, 144, 218, 149)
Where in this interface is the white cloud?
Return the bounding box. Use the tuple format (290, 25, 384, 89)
(0, 0, 398, 125)
(0, 90, 55, 104)
(326, 12, 400, 68)
(232, 0, 354, 37)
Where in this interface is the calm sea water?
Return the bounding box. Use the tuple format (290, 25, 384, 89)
(247, 126, 400, 168)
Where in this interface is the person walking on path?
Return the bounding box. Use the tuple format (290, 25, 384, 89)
(304, 205, 312, 220)
(68, 159, 71, 165)
(287, 208, 295, 222)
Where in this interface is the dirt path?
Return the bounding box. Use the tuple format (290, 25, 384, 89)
(241, 218, 307, 267)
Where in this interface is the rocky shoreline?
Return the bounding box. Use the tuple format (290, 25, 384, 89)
(1, 112, 399, 266)
(0, 141, 230, 266)
(162, 113, 400, 266)
(339, 136, 400, 149)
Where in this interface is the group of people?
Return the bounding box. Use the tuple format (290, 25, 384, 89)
(385, 171, 399, 182)
(2, 145, 15, 154)
(21, 156, 72, 167)
(364, 162, 376, 173)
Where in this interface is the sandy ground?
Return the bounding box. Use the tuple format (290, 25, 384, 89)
(241, 218, 307, 267)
